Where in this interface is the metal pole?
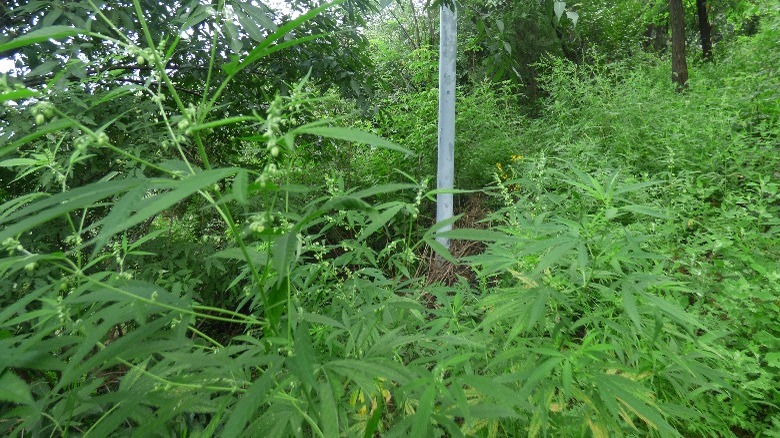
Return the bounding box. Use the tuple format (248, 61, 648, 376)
(436, 1, 456, 248)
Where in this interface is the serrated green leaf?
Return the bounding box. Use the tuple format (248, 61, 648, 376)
(95, 84, 143, 105)
(91, 186, 145, 253)
(233, 169, 248, 204)
(209, 247, 266, 265)
(92, 168, 237, 255)
(0, 118, 75, 158)
(439, 228, 510, 242)
(0, 179, 140, 243)
(595, 373, 679, 436)
(180, 4, 214, 31)
(234, 8, 266, 42)
(0, 26, 87, 53)
(326, 359, 414, 385)
(323, 196, 374, 212)
(360, 204, 403, 241)
(223, 0, 345, 74)
(301, 312, 345, 330)
(222, 360, 280, 436)
(0, 192, 47, 222)
(766, 352, 780, 368)
(0, 158, 41, 168)
(363, 391, 384, 438)
(236, 1, 277, 32)
(613, 180, 660, 196)
(562, 360, 573, 396)
(294, 125, 411, 155)
(411, 384, 435, 437)
(535, 239, 577, 272)
(526, 287, 549, 332)
(351, 183, 418, 199)
(642, 293, 703, 329)
(272, 231, 299, 281)
(515, 357, 562, 402)
(0, 371, 34, 405)
(225, 19, 242, 53)
(319, 378, 339, 438)
(458, 375, 532, 411)
(621, 204, 669, 219)
(1, 88, 39, 103)
(289, 322, 317, 388)
(425, 237, 457, 263)
(621, 288, 642, 332)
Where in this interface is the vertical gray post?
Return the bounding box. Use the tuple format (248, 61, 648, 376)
(436, 1, 456, 248)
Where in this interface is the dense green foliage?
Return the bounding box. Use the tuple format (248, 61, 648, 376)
(1, 0, 778, 436)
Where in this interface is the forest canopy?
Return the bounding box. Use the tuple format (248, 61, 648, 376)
(1, 0, 778, 436)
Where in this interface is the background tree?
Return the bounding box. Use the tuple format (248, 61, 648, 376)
(696, 0, 714, 60)
(670, 0, 689, 88)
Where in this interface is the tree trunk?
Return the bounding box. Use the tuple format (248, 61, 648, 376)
(643, 23, 668, 53)
(409, 0, 422, 49)
(696, 0, 713, 61)
(669, 0, 689, 90)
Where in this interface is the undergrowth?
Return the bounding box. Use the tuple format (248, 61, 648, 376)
(0, 1, 778, 437)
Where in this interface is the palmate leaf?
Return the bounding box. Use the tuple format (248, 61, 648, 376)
(91, 168, 238, 254)
(326, 359, 415, 386)
(594, 373, 680, 436)
(221, 359, 281, 436)
(223, 0, 347, 75)
(359, 203, 403, 241)
(457, 375, 533, 412)
(512, 357, 564, 403)
(0, 178, 140, 243)
(0, 118, 76, 158)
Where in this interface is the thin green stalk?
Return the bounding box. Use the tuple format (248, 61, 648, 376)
(39, 412, 66, 437)
(199, 0, 227, 112)
(86, 0, 133, 45)
(274, 393, 325, 438)
(83, 402, 122, 437)
(189, 116, 258, 132)
(148, 81, 196, 175)
(131, 0, 187, 115)
(196, 190, 274, 332)
(188, 325, 225, 349)
(53, 109, 174, 176)
(131, 0, 217, 182)
(73, 272, 264, 326)
(113, 355, 244, 393)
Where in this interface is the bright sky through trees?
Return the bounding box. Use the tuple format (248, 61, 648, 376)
(0, 59, 13, 73)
